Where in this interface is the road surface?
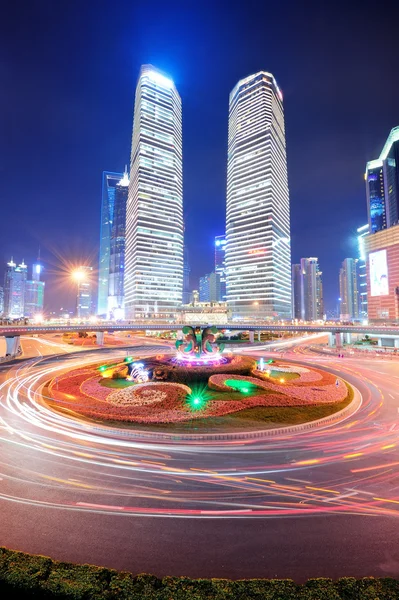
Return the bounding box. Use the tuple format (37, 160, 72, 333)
(1, 338, 399, 582)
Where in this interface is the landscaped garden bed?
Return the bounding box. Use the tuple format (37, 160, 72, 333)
(45, 354, 352, 430)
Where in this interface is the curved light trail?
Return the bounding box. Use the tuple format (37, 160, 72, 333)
(1, 343, 399, 524)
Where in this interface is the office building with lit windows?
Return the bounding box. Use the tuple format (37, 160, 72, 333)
(76, 266, 93, 318)
(339, 258, 359, 321)
(366, 126, 399, 233)
(25, 263, 45, 318)
(98, 171, 122, 316)
(108, 170, 129, 319)
(357, 224, 369, 318)
(125, 65, 183, 319)
(215, 235, 226, 301)
(3, 259, 27, 318)
(225, 71, 291, 319)
(292, 258, 323, 321)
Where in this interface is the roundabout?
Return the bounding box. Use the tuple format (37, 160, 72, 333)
(1, 340, 399, 581)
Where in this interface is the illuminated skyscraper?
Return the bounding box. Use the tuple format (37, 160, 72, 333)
(226, 71, 291, 319)
(25, 262, 45, 318)
(215, 235, 226, 301)
(98, 171, 122, 316)
(183, 245, 191, 304)
(3, 259, 27, 318)
(339, 258, 359, 320)
(125, 65, 183, 319)
(357, 224, 369, 318)
(108, 170, 129, 319)
(366, 126, 399, 233)
(75, 266, 93, 318)
(292, 258, 323, 321)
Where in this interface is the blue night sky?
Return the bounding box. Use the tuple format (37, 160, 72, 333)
(1, 0, 398, 313)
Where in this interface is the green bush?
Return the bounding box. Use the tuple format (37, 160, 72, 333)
(1, 548, 399, 599)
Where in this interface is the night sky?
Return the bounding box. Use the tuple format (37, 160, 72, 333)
(2, 0, 399, 314)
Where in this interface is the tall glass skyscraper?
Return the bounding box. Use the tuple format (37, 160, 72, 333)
(108, 170, 129, 319)
(292, 258, 323, 321)
(98, 171, 122, 316)
(225, 71, 291, 319)
(366, 126, 399, 233)
(339, 258, 359, 320)
(357, 224, 369, 319)
(125, 65, 183, 319)
(3, 259, 27, 318)
(215, 235, 226, 301)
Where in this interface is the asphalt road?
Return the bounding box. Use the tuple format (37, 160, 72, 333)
(1, 337, 399, 582)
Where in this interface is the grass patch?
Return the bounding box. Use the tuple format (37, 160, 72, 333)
(269, 370, 299, 381)
(98, 378, 134, 389)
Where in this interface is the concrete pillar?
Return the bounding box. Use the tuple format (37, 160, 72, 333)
(377, 337, 382, 347)
(249, 331, 255, 343)
(344, 333, 352, 344)
(335, 332, 342, 349)
(328, 333, 335, 347)
(394, 338, 399, 348)
(257, 331, 261, 342)
(5, 336, 21, 357)
(96, 331, 105, 345)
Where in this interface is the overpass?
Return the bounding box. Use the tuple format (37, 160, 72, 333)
(1, 322, 399, 357)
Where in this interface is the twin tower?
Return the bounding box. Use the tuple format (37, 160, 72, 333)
(124, 65, 291, 321)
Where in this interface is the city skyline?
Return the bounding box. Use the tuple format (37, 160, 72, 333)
(1, 2, 398, 314)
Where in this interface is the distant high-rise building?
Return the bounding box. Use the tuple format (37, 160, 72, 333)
(215, 235, 226, 301)
(357, 224, 369, 318)
(339, 258, 359, 321)
(125, 65, 183, 319)
(25, 262, 45, 318)
(199, 274, 210, 302)
(291, 264, 302, 319)
(199, 272, 221, 303)
(4, 259, 27, 318)
(98, 171, 122, 316)
(366, 126, 399, 233)
(108, 170, 129, 319)
(292, 258, 323, 321)
(183, 245, 191, 304)
(75, 266, 93, 318)
(225, 70, 291, 319)
(0, 286, 4, 315)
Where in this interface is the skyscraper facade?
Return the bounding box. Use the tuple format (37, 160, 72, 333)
(3, 259, 27, 318)
(199, 274, 210, 302)
(108, 170, 129, 319)
(339, 258, 359, 321)
(366, 126, 399, 233)
(125, 65, 183, 319)
(183, 245, 191, 304)
(76, 266, 93, 318)
(215, 235, 226, 301)
(292, 258, 323, 321)
(98, 171, 122, 316)
(24, 263, 45, 318)
(357, 224, 369, 319)
(225, 71, 291, 320)
(291, 263, 302, 319)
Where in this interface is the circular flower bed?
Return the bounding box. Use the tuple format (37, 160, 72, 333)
(46, 356, 350, 425)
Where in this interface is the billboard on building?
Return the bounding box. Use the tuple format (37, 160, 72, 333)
(369, 249, 389, 296)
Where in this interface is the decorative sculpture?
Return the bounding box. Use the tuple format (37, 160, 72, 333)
(175, 326, 225, 358)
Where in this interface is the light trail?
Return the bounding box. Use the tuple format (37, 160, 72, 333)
(0, 344, 399, 520)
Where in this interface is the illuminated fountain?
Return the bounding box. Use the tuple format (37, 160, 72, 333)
(174, 325, 227, 366)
